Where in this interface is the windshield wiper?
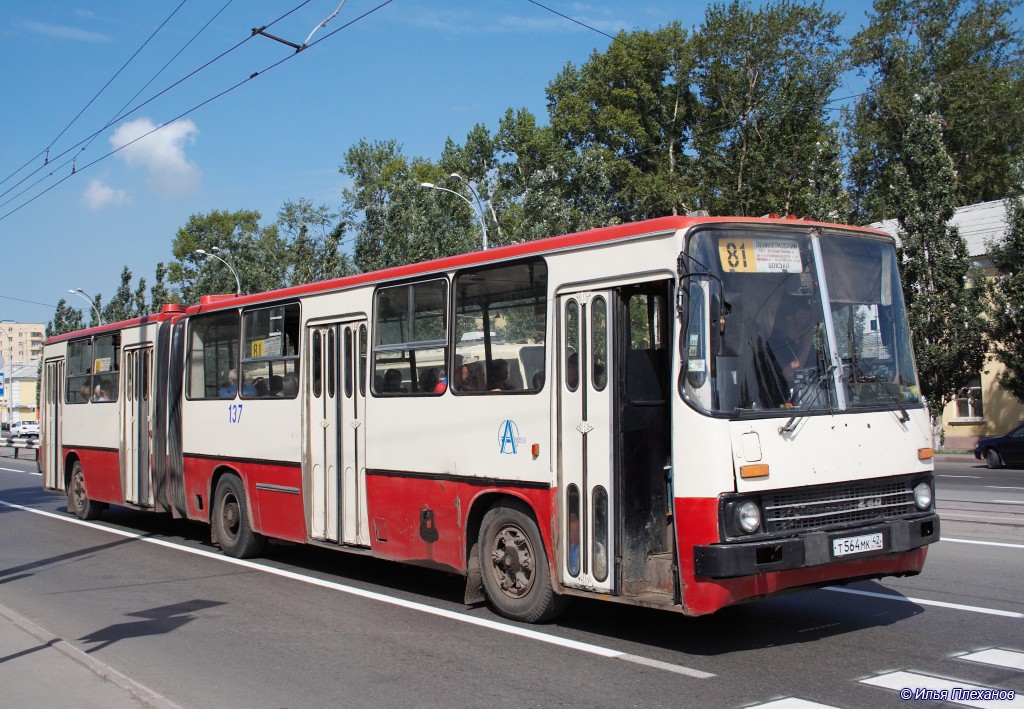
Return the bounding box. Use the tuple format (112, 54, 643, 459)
(779, 363, 836, 433)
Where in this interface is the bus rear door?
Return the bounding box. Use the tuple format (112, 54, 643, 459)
(307, 319, 369, 546)
(121, 346, 154, 506)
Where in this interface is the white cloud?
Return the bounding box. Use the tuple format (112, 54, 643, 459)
(81, 178, 129, 210)
(109, 118, 200, 196)
(24, 20, 108, 42)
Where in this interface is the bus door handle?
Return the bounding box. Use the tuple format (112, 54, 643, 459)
(576, 422, 593, 435)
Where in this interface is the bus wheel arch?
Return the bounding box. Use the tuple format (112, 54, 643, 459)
(475, 496, 567, 623)
(65, 455, 107, 521)
(211, 470, 266, 559)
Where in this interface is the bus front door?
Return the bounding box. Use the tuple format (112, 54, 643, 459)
(121, 346, 154, 506)
(558, 291, 615, 594)
(42, 359, 65, 492)
(307, 320, 369, 546)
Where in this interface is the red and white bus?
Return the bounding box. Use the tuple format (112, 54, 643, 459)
(41, 215, 939, 622)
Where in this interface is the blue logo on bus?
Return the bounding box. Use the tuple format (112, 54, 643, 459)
(498, 419, 525, 455)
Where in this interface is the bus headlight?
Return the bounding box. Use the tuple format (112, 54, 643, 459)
(736, 500, 762, 534)
(913, 481, 932, 510)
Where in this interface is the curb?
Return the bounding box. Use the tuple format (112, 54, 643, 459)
(0, 603, 181, 709)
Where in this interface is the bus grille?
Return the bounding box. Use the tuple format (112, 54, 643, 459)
(762, 479, 915, 533)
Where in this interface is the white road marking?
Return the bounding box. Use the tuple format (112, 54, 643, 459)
(944, 537, 1024, 549)
(862, 670, 1024, 708)
(744, 699, 839, 708)
(986, 486, 1024, 491)
(824, 587, 1024, 619)
(939, 475, 980, 479)
(0, 499, 714, 679)
(960, 649, 1024, 671)
(0, 467, 24, 472)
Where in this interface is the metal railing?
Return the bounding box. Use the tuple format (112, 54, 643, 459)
(0, 435, 41, 460)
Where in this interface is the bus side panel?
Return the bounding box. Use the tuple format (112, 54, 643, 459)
(68, 447, 123, 504)
(674, 497, 928, 615)
(181, 456, 307, 543)
(251, 465, 306, 542)
(365, 472, 553, 575)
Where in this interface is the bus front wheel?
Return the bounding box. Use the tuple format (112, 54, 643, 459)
(66, 461, 106, 520)
(479, 501, 566, 623)
(213, 475, 266, 559)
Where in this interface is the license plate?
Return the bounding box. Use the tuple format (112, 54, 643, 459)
(832, 532, 884, 557)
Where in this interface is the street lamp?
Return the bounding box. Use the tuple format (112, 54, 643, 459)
(420, 179, 489, 251)
(195, 247, 242, 295)
(448, 173, 500, 240)
(68, 288, 102, 325)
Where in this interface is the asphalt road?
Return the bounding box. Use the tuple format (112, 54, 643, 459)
(0, 453, 1021, 708)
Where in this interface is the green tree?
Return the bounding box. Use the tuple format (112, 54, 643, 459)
(149, 262, 174, 311)
(691, 0, 846, 218)
(169, 209, 286, 304)
(847, 0, 1024, 222)
(547, 24, 695, 220)
(986, 169, 1024, 402)
(102, 266, 142, 324)
(892, 87, 987, 421)
(46, 298, 85, 337)
(277, 198, 356, 285)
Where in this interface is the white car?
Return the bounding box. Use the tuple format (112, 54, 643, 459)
(10, 421, 40, 437)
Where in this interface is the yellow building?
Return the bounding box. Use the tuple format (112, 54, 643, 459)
(873, 200, 1024, 450)
(1, 321, 45, 426)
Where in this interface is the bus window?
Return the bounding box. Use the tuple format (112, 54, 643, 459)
(592, 296, 608, 391)
(373, 279, 447, 396)
(453, 259, 547, 394)
(188, 311, 240, 399)
(241, 304, 300, 398)
(91, 334, 120, 402)
(65, 338, 92, 404)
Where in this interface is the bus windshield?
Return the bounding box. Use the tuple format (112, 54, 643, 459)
(681, 227, 920, 417)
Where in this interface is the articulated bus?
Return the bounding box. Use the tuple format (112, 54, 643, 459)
(40, 215, 939, 622)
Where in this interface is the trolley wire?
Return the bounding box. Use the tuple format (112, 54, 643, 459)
(0, 0, 189, 191)
(0, 0, 395, 224)
(0, 1, 312, 206)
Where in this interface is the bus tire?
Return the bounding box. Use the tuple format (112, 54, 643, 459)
(213, 475, 266, 559)
(66, 460, 106, 521)
(479, 501, 567, 623)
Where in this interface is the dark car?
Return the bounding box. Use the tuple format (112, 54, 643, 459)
(974, 422, 1024, 468)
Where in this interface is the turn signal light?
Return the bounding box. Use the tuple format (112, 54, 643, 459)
(918, 447, 934, 462)
(740, 464, 769, 479)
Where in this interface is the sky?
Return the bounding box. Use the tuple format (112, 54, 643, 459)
(0, 0, 1011, 329)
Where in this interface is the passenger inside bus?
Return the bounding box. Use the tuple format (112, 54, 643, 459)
(532, 371, 545, 390)
(382, 368, 405, 393)
(488, 359, 514, 391)
(219, 369, 255, 398)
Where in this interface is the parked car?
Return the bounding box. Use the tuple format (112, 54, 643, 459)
(10, 421, 40, 438)
(974, 422, 1024, 469)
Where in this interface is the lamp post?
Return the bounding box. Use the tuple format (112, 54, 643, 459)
(448, 173, 500, 240)
(420, 179, 489, 251)
(0, 327, 12, 429)
(68, 288, 102, 326)
(195, 247, 242, 295)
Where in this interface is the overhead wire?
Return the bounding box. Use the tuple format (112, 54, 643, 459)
(0, 0, 189, 191)
(0, 0, 396, 224)
(0, 0, 312, 206)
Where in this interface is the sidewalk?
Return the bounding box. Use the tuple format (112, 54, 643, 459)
(0, 603, 179, 709)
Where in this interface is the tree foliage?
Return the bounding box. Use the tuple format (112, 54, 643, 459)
(987, 167, 1024, 402)
(847, 0, 1024, 222)
(168, 209, 286, 305)
(46, 298, 85, 338)
(892, 87, 987, 420)
(691, 0, 847, 218)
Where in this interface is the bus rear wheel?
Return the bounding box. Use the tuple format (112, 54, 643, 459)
(66, 461, 106, 520)
(479, 501, 566, 623)
(213, 475, 266, 559)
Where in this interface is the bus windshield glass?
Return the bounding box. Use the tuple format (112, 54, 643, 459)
(682, 227, 920, 417)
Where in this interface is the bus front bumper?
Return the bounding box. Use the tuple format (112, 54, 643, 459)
(692, 514, 940, 579)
